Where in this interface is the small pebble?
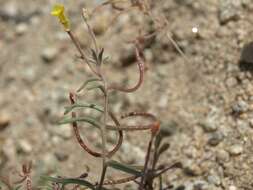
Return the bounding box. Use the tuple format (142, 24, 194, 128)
(158, 95, 168, 109)
(207, 175, 221, 185)
(0, 113, 10, 130)
(15, 23, 28, 36)
(240, 42, 253, 65)
(54, 152, 69, 162)
(225, 77, 237, 88)
(193, 180, 209, 190)
(184, 161, 202, 176)
(18, 139, 33, 154)
(219, 0, 241, 24)
(208, 131, 224, 146)
(200, 118, 218, 132)
(249, 119, 253, 128)
(229, 186, 237, 190)
(228, 144, 243, 155)
(232, 100, 249, 114)
(41, 47, 58, 63)
(216, 149, 230, 163)
(2, 2, 18, 19)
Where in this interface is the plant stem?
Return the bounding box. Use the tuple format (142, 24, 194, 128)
(139, 135, 154, 190)
(98, 75, 108, 189)
(98, 165, 107, 189)
(66, 30, 99, 76)
(81, 12, 99, 54)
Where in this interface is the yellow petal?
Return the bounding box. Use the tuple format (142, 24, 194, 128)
(51, 4, 64, 16)
(51, 4, 70, 30)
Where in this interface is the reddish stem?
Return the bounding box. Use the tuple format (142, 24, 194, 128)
(69, 93, 123, 158)
(108, 46, 144, 93)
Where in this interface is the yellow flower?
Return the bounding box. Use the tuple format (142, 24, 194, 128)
(51, 4, 70, 30)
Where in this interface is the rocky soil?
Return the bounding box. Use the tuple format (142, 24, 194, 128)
(1, 0, 253, 189)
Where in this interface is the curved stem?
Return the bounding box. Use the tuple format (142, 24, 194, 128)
(69, 93, 123, 158)
(107, 46, 144, 93)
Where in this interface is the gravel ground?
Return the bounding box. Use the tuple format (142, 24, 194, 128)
(1, 0, 253, 189)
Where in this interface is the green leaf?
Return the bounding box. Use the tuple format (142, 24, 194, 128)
(154, 133, 163, 149)
(87, 84, 106, 94)
(41, 176, 100, 190)
(58, 116, 102, 129)
(107, 160, 142, 176)
(64, 103, 103, 115)
(159, 175, 163, 190)
(98, 48, 104, 65)
(77, 78, 102, 93)
(91, 49, 98, 63)
(158, 143, 170, 156)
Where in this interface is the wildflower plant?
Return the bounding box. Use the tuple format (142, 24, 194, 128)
(0, 1, 184, 190)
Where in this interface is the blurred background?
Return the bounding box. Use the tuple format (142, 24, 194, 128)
(1, 0, 253, 189)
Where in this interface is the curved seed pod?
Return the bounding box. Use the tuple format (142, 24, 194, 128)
(120, 112, 156, 120)
(103, 175, 140, 186)
(107, 111, 123, 158)
(112, 112, 160, 135)
(107, 46, 144, 93)
(69, 93, 123, 158)
(106, 124, 151, 131)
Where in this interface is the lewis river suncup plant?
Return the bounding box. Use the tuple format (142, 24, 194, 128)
(0, 1, 184, 189)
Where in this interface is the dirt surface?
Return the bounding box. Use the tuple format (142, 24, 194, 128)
(1, 0, 253, 189)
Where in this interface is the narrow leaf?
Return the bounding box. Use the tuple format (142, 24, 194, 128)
(77, 78, 101, 93)
(159, 175, 163, 190)
(158, 143, 170, 156)
(41, 176, 98, 190)
(64, 103, 103, 115)
(107, 160, 142, 176)
(98, 48, 104, 65)
(87, 84, 106, 94)
(91, 49, 98, 63)
(155, 133, 163, 149)
(58, 116, 102, 129)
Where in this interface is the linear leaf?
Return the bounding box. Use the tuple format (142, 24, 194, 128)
(64, 103, 103, 115)
(58, 116, 102, 129)
(91, 49, 98, 63)
(41, 176, 101, 190)
(77, 78, 102, 93)
(98, 48, 104, 65)
(107, 160, 142, 176)
(158, 143, 170, 157)
(87, 84, 106, 94)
